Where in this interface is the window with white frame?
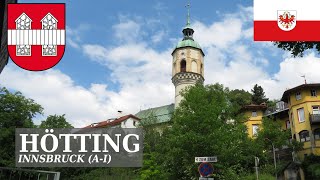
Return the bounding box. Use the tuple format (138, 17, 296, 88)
(312, 106, 320, 114)
(311, 89, 317, 97)
(296, 92, 302, 100)
(252, 124, 259, 136)
(252, 111, 257, 117)
(297, 108, 305, 123)
(299, 130, 310, 142)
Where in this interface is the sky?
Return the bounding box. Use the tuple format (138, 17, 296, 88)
(1, 0, 320, 127)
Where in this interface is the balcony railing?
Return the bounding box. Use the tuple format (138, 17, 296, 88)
(264, 102, 289, 116)
(310, 114, 320, 124)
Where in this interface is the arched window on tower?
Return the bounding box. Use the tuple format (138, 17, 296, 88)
(180, 60, 186, 72)
(200, 64, 203, 74)
(191, 61, 197, 73)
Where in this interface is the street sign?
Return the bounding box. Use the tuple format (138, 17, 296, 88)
(198, 162, 214, 177)
(195, 156, 217, 163)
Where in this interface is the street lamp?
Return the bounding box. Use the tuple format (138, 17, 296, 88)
(265, 138, 277, 179)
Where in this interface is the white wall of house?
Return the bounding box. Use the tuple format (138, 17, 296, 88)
(120, 117, 139, 128)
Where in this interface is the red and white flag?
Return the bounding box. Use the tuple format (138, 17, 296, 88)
(254, 0, 320, 41)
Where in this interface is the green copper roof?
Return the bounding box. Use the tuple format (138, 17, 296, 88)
(184, 24, 192, 29)
(135, 104, 174, 124)
(176, 39, 202, 49)
(172, 4, 204, 55)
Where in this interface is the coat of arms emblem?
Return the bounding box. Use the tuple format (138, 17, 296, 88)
(277, 10, 297, 31)
(7, 3, 65, 71)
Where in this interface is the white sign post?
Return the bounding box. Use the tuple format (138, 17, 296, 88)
(195, 156, 217, 163)
(196, 156, 217, 180)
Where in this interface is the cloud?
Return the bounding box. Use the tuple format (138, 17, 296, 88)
(2, 5, 320, 128)
(193, 18, 243, 49)
(0, 66, 109, 127)
(82, 44, 109, 62)
(262, 53, 320, 99)
(82, 42, 174, 106)
(151, 30, 166, 43)
(112, 20, 141, 43)
(66, 24, 91, 49)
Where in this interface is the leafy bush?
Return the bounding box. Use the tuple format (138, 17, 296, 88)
(240, 173, 274, 180)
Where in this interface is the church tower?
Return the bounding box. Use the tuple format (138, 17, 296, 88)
(172, 5, 205, 108)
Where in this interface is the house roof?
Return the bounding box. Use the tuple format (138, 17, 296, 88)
(40, 13, 58, 22)
(82, 114, 140, 128)
(175, 39, 202, 50)
(15, 13, 32, 22)
(135, 103, 174, 124)
(241, 103, 267, 111)
(172, 39, 205, 56)
(281, 83, 320, 102)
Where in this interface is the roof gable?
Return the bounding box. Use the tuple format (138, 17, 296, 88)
(281, 83, 320, 102)
(41, 13, 58, 22)
(83, 114, 140, 128)
(15, 13, 32, 22)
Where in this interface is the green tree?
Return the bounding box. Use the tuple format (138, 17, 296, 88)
(266, 99, 278, 109)
(303, 155, 320, 180)
(274, 42, 320, 57)
(39, 114, 73, 128)
(256, 118, 290, 149)
(0, 87, 43, 166)
(138, 113, 169, 179)
(255, 117, 303, 175)
(251, 84, 269, 105)
(228, 89, 252, 115)
(228, 89, 252, 107)
(159, 83, 256, 179)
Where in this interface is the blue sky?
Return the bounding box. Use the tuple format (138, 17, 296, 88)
(1, 0, 320, 127)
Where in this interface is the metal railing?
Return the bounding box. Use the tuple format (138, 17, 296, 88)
(264, 102, 289, 116)
(310, 114, 320, 124)
(0, 167, 60, 180)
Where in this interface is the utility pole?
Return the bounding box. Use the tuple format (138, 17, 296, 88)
(272, 144, 277, 179)
(254, 156, 259, 180)
(265, 138, 277, 179)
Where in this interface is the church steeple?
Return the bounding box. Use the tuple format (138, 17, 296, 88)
(183, 3, 194, 40)
(186, 3, 190, 26)
(171, 3, 205, 108)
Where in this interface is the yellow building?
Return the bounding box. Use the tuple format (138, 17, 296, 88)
(264, 101, 290, 131)
(241, 103, 267, 138)
(242, 84, 320, 160)
(281, 83, 320, 159)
